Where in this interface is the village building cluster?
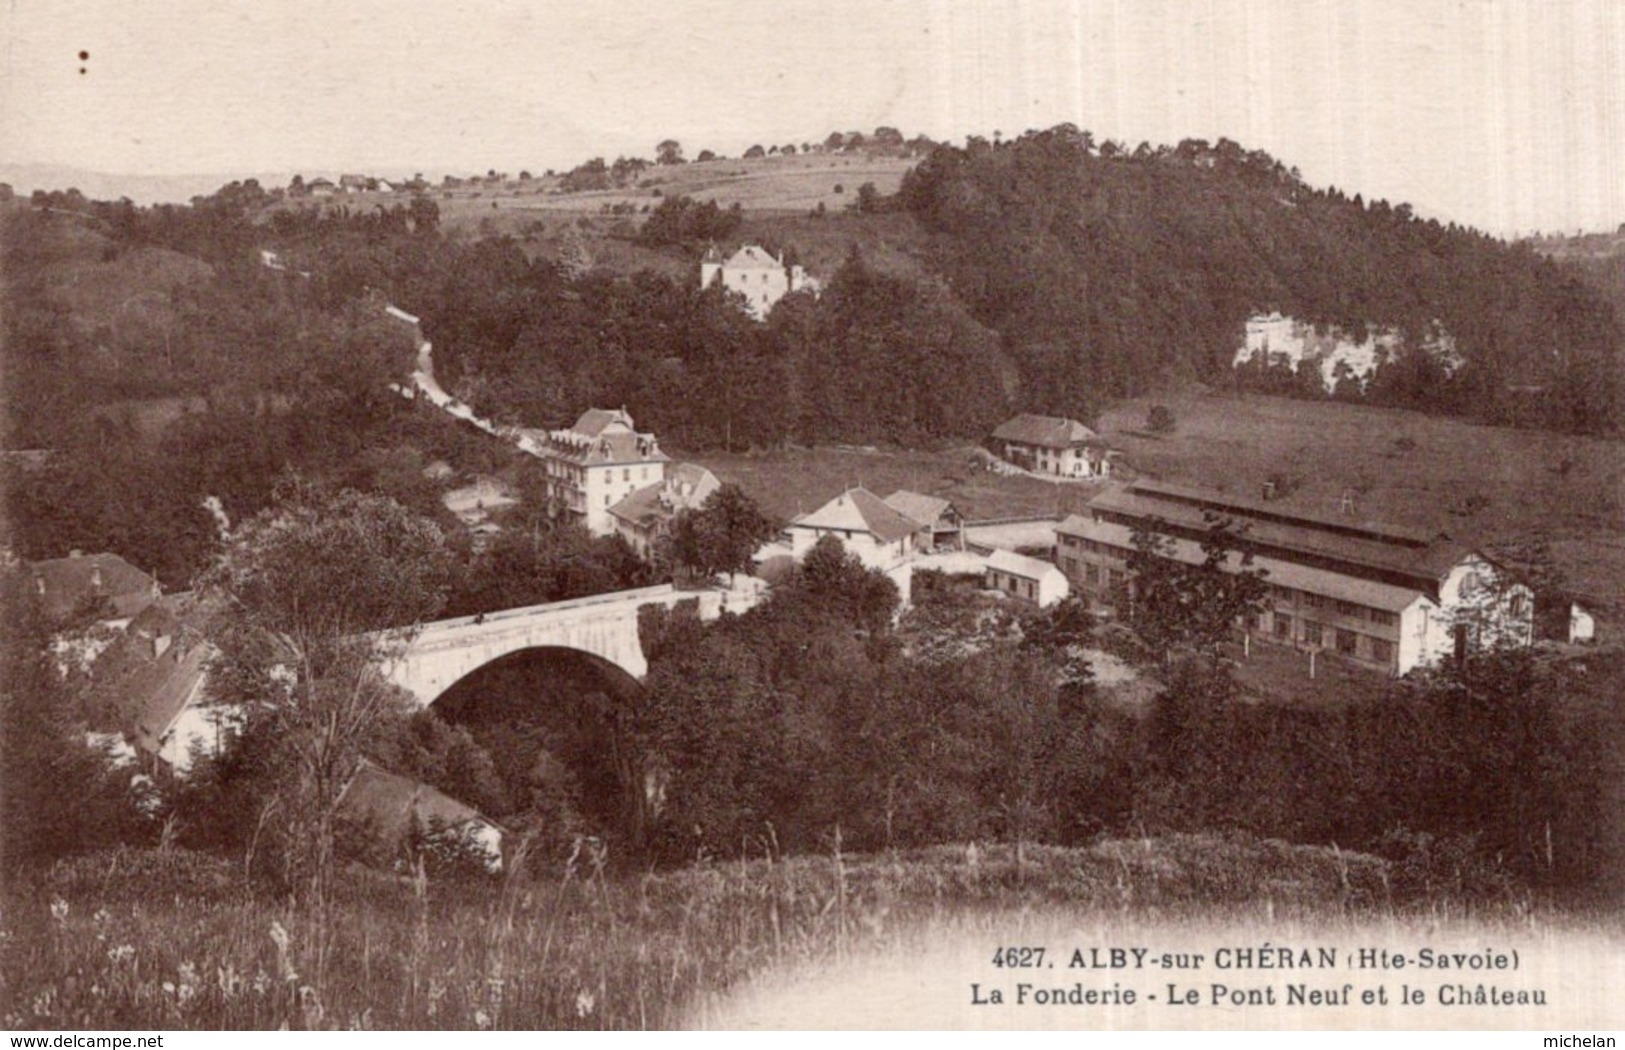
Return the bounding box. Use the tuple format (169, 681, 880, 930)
(18, 280, 1586, 875)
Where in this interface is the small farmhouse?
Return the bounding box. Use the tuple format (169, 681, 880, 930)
(442, 475, 519, 542)
(27, 551, 161, 628)
(985, 549, 1071, 607)
(336, 760, 505, 872)
(124, 640, 223, 774)
(786, 487, 923, 571)
(700, 245, 819, 320)
(990, 414, 1112, 478)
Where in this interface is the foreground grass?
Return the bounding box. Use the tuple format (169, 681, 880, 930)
(2, 834, 1600, 1031)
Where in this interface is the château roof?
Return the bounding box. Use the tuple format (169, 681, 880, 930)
(547, 407, 668, 467)
(723, 245, 783, 271)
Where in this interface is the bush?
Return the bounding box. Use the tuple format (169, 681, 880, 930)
(1146, 404, 1177, 433)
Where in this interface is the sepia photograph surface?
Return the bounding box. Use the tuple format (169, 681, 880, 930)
(2, 0, 1622, 1034)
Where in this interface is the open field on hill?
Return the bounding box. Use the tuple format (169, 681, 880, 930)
(274, 154, 918, 278)
(1095, 390, 1625, 617)
(6, 837, 1614, 1030)
(687, 445, 1102, 525)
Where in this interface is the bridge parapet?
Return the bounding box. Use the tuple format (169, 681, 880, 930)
(373, 585, 733, 707)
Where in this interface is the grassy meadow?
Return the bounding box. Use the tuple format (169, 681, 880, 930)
(8, 834, 1612, 1031)
(687, 444, 1101, 525)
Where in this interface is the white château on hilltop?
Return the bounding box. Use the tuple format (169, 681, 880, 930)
(701, 244, 820, 320)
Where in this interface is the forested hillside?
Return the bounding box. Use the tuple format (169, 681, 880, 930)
(899, 126, 1622, 434)
(6, 127, 1622, 587)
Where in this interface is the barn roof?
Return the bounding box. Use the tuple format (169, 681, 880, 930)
(1082, 481, 1472, 591)
(883, 490, 954, 527)
(991, 413, 1100, 449)
(794, 487, 920, 544)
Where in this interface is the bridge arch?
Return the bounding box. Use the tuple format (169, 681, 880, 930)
(429, 644, 650, 838)
(376, 585, 731, 709)
(372, 586, 740, 844)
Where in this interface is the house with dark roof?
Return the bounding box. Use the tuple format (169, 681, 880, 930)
(1055, 480, 1533, 675)
(786, 487, 924, 571)
(990, 414, 1113, 478)
(123, 640, 224, 773)
(538, 408, 670, 537)
(336, 760, 505, 872)
(882, 491, 965, 552)
(27, 552, 160, 627)
(609, 463, 721, 561)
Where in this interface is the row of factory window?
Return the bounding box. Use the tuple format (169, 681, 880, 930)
(1059, 539, 1400, 629)
(1251, 612, 1396, 666)
(1061, 557, 1397, 666)
(1268, 585, 1399, 626)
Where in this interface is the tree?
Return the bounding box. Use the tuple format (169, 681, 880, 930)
(873, 126, 904, 148)
(656, 139, 684, 165)
(407, 193, 440, 234)
(743, 144, 766, 159)
(1125, 514, 1268, 663)
(1147, 404, 1177, 433)
(696, 149, 717, 163)
(669, 483, 778, 584)
(202, 482, 452, 903)
(790, 535, 901, 634)
(0, 570, 142, 870)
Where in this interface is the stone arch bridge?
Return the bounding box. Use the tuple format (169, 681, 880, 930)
(372, 584, 747, 707)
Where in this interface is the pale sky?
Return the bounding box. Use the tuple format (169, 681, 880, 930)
(2, 0, 1621, 236)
